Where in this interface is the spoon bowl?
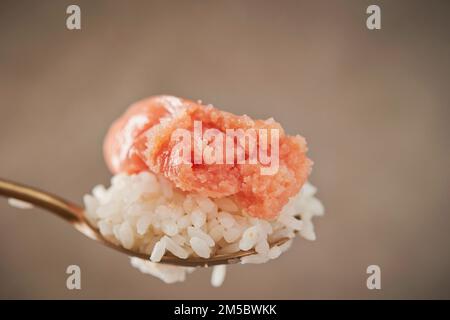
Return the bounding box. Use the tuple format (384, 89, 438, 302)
(0, 178, 291, 267)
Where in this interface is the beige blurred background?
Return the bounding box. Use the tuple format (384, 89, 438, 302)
(0, 0, 449, 299)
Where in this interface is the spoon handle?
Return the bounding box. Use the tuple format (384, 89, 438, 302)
(0, 178, 83, 223)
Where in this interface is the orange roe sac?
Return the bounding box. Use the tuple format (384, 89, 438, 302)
(104, 95, 312, 220)
(104, 96, 183, 174)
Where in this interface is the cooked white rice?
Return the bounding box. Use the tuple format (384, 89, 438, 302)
(8, 198, 34, 209)
(84, 172, 324, 285)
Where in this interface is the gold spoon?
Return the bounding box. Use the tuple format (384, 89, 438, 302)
(0, 178, 291, 267)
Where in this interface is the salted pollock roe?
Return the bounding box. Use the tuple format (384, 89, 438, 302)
(104, 95, 312, 220)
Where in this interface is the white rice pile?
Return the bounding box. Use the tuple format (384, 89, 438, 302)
(84, 172, 324, 285)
